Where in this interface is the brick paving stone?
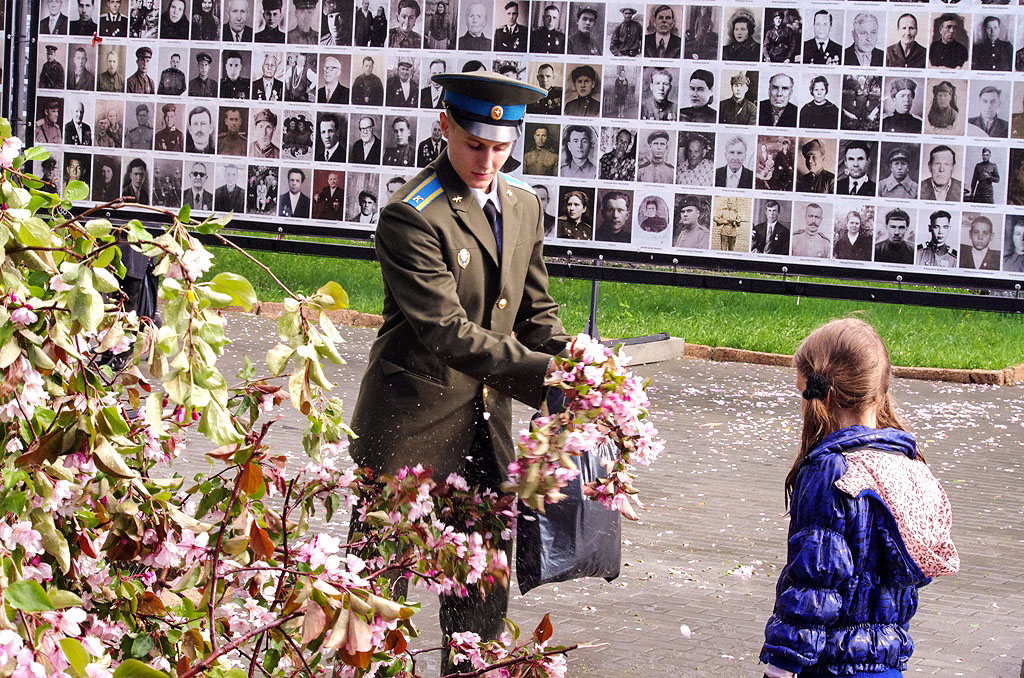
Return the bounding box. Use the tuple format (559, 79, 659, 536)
(178, 315, 1024, 678)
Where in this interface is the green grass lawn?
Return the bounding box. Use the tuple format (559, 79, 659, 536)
(208, 246, 1024, 371)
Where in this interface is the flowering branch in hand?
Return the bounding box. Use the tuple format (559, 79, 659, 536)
(505, 333, 664, 520)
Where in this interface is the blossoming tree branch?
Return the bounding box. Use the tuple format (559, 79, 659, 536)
(0, 120, 660, 678)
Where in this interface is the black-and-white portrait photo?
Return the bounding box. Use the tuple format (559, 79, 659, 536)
(684, 5, 720, 61)
(799, 73, 840, 130)
(39, 0, 70, 34)
(643, 3, 681, 58)
(287, 0, 319, 44)
(971, 14, 1013, 72)
(385, 56, 418, 108)
(416, 116, 446, 167)
(832, 204, 873, 262)
(803, 8, 842, 65)
(351, 54, 385, 106)
(594, 188, 633, 243)
(248, 107, 282, 158)
(311, 168, 345, 220)
(250, 49, 284, 100)
(790, 201, 833, 259)
(636, 128, 675, 184)
(156, 49, 187, 96)
(349, 113, 382, 164)
(69, 0, 99, 34)
(214, 163, 247, 213)
(526, 62, 563, 115)
(182, 160, 215, 211)
(92, 155, 123, 202)
(920, 143, 964, 202)
(419, 58, 447, 109)
(714, 133, 755, 189)
(318, 54, 351, 104)
(878, 142, 921, 200)
(493, 0, 527, 52)
(602, 65, 639, 119)
(387, 0, 421, 48)
(836, 140, 877, 197)
(556, 186, 595, 240)
(964, 145, 1006, 204)
(246, 165, 279, 216)
(597, 126, 636, 182)
(1003, 215, 1024, 272)
(66, 44, 95, 91)
(710, 195, 751, 252)
(559, 124, 597, 179)
(886, 11, 926, 69)
(161, 0, 190, 37)
(96, 44, 127, 93)
(124, 102, 155, 150)
(1010, 149, 1024, 207)
(282, 110, 315, 160)
(345, 172, 380, 224)
(315, 111, 347, 162)
(881, 77, 924, 134)
(524, 122, 560, 177)
(762, 8, 800, 64)
(217, 105, 249, 155)
(191, 0, 221, 40)
(566, 2, 602, 55)
(219, 49, 252, 99)
(121, 156, 151, 203)
(529, 1, 565, 54)
(916, 207, 959, 268)
(924, 78, 967, 136)
(534, 183, 557, 238)
(152, 158, 183, 209)
(639, 66, 678, 121)
(722, 7, 760, 62)
(844, 12, 884, 67)
(100, 0, 129, 36)
(754, 135, 795, 192)
(840, 74, 881, 133)
(1012, 81, 1024, 140)
(672, 193, 711, 249)
(423, 0, 455, 49)
(189, 49, 220, 97)
(676, 131, 715, 186)
(63, 152, 91, 189)
(959, 212, 1002, 270)
(382, 114, 417, 168)
(929, 12, 970, 70)
(154, 102, 185, 152)
(634, 192, 672, 248)
(750, 197, 792, 255)
(186, 105, 217, 153)
(795, 137, 836, 195)
(35, 97, 64, 145)
(222, 0, 254, 41)
(94, 99, 124, 148)
(254, 0, 285, 41)
(562, 64, 601, 117)
(129, 0, 159, 38)
(678, 68, 716, 123)
(874, 207, 915, 265)
(38, 43, 67, 90)
(966, 81, 1010, 138)
(279, 168, 312, 218)
(758, 71, 797, 128)
(718, 70, 757, 126)
(458, 0, 492, 50)
(606, 4, 642, 58)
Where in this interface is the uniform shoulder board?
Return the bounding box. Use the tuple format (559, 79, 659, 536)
(501, 173, 536, 195)
(402, 174, 444, 212)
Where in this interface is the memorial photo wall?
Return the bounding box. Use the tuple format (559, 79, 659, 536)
(30, 0, 1024, 280)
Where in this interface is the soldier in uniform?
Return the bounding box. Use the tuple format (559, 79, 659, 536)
(255, 0, 285, 41)
(530, 3, 564, 53)
(286, 0, 318, 43)
(874, 208, 914, 265)
(126, 46, 155, 94)
(878, 146, 919, 200)
(217, 108, 248, 155)
(494, 1, 526, 52)
(672, 194, 709, 249)
(525, 64, 561, 115)
(39, 45, 66, 90)
(99, 0, 128, 36)
(220, 50, 251, 99)
(155, 104, 184, 152)
(125, 104, 154, 149)
(790, 203, 831, 258)
(189, 52, 218, 98)
(158, 53, 187, 96)
(215, 164, 246, 213)
(348, 71, 569, 676)
(609, 7, 641, 57)
(385, 59, 418, 108)
(70, 0, 98, 36)
(916, 210, 958, 267)
(66, 47, 95, 91)
(637, 131, 674, 183)
(382, 117, 415, 167)
(388, 0, 422, 48)
(97, 48, 124, 92)
(795, 139, 835, 195)
(523, 125, 558, 176)
(352, 56, 384, 106)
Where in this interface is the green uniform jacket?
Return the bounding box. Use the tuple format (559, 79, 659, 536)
(349, 153, 570, 481)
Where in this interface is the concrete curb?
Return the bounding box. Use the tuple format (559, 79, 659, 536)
(683, 343, 1024, 387)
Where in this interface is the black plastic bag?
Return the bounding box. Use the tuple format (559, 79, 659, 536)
(136, 269, 160, 326)
(516, 391, 621, 595)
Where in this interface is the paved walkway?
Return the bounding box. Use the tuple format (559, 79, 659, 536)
(197, 315, 1024, 677)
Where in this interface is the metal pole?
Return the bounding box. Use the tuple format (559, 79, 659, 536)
(584, 256, 601, 341)
(10, 0, 37, 144)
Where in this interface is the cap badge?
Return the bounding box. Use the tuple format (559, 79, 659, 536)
(506, 189, 513, 197)
(452, 195, 463, 203)
(458, 248, 470, 269)
(490, 105, 504, 121)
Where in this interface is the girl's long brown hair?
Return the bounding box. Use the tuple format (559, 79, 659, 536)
(785, 318, 917, 506)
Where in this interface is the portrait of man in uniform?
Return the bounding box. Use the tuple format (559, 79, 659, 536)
(66, 46, 95, 91)
(795, 138, 835, 195)
(972, 15, 1012, 72)
(249, 108, 281, 158)
(315, 112, 347, 162)
(566, 2, 601, 55)
(493, 0, 527, 52)
(155, 103, 184, 152)
(215, 164, 246, 213)
(719, 71, 757, 126)
(125, 46, 155, 94)
(311, 169, 345, 220)
(96, 45, 126, 93)
(530, 1, 565, 53)
(930, 13, 969, 70)
(217, 106, 249, 155)
(523, 123, 559, 177)
(924, 78, 966, 136)
(350, 114, 382, 164)
(1007, 217, 1024, 272)
(886, 12, 926, 69)
(182, 161, 215, 211)
(640, 66, 677, 121)
(278, 168, 311, 218)
(965, 146, 1002, 204)
(878, 144, 920, 200)
(594, 189, 633, 243)
(99, 0, 129, 36)
(70, 0, 99, 34)
(222, 0, 254, 41)
(189, 51, 219, 97)
(525, 63, 563, 115)
(124, 103, 155, 150)
(920, 144, 963, 202)
(715, 134, 754, 189)
(607, 6, 641, 57)
(386, 58, 419, 108)
(598, 127, 635, 182)
(967, 84, 1009, 138)
(637, 129, 675, 184)
(562, 64, 600, 117)
(157, 52, 187, 96)
(916, 209, 958, 268)
(185, 106, 216, 154)
(644, 3, 681, 58)
(92, 156, 122, 203)
(351, 56, 385, 106)
(220, 49, 252, 99)
(836, 140, 877, 197)
(672, 194, 711, 249)
(287, 0, 319, 43)
(790, 202, 832, 259)
(881, 77, 924, 135)
(874, 208, 915, 265)
(38, 44, 66, 90)
(382, 116, 417, 167)
(387, 0, 422, 47)
(254, 0, 285, 41)
(803, 9, 841, 65)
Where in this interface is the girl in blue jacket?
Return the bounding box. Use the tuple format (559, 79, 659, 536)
(761, 318, 959, 678)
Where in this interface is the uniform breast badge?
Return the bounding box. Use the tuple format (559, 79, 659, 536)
(452, 195, 463, 203)
(458, 248, 470, 269)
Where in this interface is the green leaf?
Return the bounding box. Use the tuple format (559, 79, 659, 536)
(316, 281, 349, 310)
(68, 287, 104, 332)
(130, 634, 155, 658)
(112, 659, 169, 678)
(92, 267, 121, 294)
(65, 180, 89, 202)
(60, 638, 91, 677)
(92, 436, 138, 479)
(100, 405, 131, 436)
(85, 219, 113, 238)
(18, 217, 52, 247)
(197, 400, 244, 446)
(23, 145, 50, 162)
(266, 344, 293, 376)
(50, 589, 85, 609)
(5, 579, 54, 611)
(30, 508, 71, 574)
(0, 118, 12, 138)
(209, 273, 257, 310)
(177, 203, 191, 224)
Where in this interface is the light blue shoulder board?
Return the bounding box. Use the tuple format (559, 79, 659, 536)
(501, 173, 536, 195)
(402, 174, 444, 212)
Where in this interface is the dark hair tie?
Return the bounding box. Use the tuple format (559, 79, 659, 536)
(803, 372, 832, 401)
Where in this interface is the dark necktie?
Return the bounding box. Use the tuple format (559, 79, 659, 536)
(483, 200, 501, 258)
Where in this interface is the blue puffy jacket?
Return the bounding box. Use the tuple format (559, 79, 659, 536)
(761, 426, 935, 676)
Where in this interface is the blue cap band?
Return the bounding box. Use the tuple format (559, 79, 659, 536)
(443, 90, 526, 123)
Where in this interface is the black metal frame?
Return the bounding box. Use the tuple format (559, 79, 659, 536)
(6, 0, 38, 143)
